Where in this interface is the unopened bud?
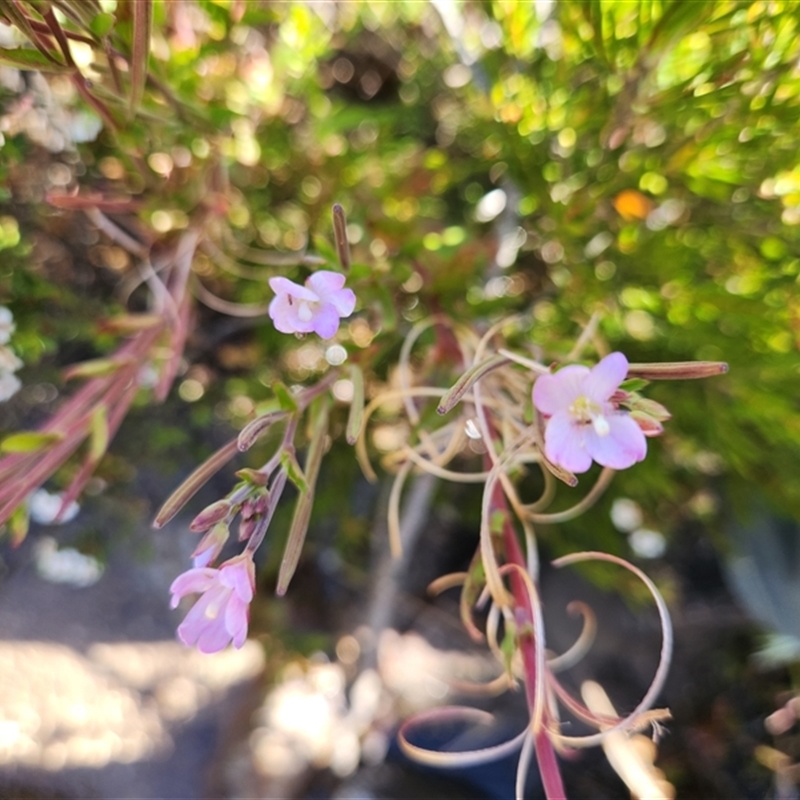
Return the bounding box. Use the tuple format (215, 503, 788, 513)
(235, 468, 269, 486)
(630, 410, 664, 438)
(239, 492, 269, 541)
(190, 499, 231, 532)
(630, 397, 671, 421)
(192, 522, 230, 567)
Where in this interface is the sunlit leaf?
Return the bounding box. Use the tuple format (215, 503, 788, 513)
(0, 431, 63, 454)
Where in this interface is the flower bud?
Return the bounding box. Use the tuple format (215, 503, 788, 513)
(629, 396, 671, 421)
(192, 522, 230, 567)
(629, 410, 664, 438)
(609, 389, 632, 405)
(190, 499, 231, 532)
(238, 492, 269, 542)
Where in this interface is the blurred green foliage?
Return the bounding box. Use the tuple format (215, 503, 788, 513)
(0, 0, 799, 555)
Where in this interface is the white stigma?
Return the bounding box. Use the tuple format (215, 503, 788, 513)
(592, 415, 610, 437)
(570, 395, 611, 437)
(297, 301, 314, 322)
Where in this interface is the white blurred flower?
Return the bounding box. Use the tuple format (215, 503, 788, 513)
(34, 536, 103, 587)
(0, 306, 14, 345)
(610, 497, 643, 533)
(29, 489, 80, 524)
(0, 345, 22, 372)
(0, 371, 20, 402)
(629, 528, 667, 559)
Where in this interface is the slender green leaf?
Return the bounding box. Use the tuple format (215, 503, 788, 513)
(273, 382, 299, 413)
(88, 405, 109, 462)
(9, 503, 29, 546)
(0, 431, 63, 454)
(63, 357, 129, 381)
(0, 46, 71, 72)
(280, 449, 309, 495)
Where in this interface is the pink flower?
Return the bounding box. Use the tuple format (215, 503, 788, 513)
(169, 554, 255, 653)
(268, 271, 355, 339)
(532, 352, 646, 474)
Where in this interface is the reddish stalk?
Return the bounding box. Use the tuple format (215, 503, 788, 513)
(489, 478, 567, 799)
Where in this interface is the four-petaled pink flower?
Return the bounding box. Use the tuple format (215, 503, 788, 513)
(532, 352, 646, 474)
(169, 553, 255, 653)
(269, 271, 355, 339)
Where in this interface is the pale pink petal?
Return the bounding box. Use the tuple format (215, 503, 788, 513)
(192, 547, 217, 569)
(311, 303, 340, 339)
(328, 287, 356, 317)
(269, 294, 313, 334)
(269, 277, 318, 302)
(194, 615, 233, 654)
(544, 412, 593, 474)
(533, 365, 590, 415)
(169, 568, 218, 606)
(584, 352, 628, 402)
(225, 595, 250, 648)
(584, 414, 647, 469)
(306, 271, 345, 297)
(222, 560, 255, 603)
(268, 294, 296, 333)
(171, 555, 256, 653)
(176, 589, 219, 644)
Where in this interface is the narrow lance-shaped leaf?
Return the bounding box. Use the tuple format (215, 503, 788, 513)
(438, 353, 511, 415)
(332, 203, 350, 271)
(280, 448, 309, 495)
(276, 396, 330, 596)
(63, 356, 130, 381)
(273, 381, 299, 413)
(345, 364, 364, 445)
(8, 502, 30, 547)
(0, 46, 72, 72)
(153, 438, 239, 528)
(129, 0, 151, 113)
(88, 404, 109, 462)
(0, 431, 64, 454)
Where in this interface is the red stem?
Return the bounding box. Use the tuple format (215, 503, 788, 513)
(489, 479, 567, 799)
